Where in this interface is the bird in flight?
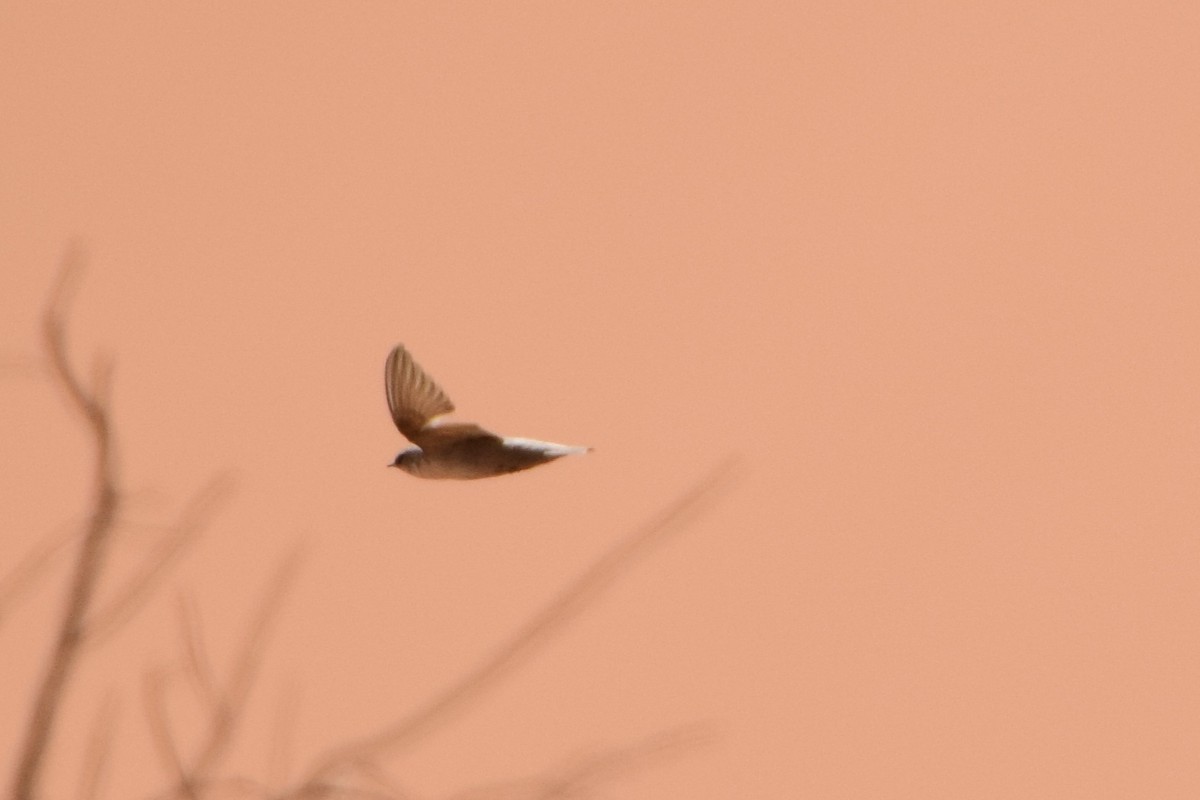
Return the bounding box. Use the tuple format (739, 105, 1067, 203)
(385, 344, 591, 479)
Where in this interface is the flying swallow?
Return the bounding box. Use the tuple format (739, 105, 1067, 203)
(385, 344, 591, 479)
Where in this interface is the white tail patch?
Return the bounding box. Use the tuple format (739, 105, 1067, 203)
(502, 437, 591, 456)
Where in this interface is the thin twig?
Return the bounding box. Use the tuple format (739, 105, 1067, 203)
(77, 691, 121, 800)
(168, 550, 303, 796)
(177, 592, 220, 708)
(12, 244, 124, 800)
(332, 759, 411, 800)
(442, 723, 715, 800)
(0, 522, 79, 631)
(534, 723, 716, 797)
(85, 475, 236, 647)
(142, 667, 197, 799)
(289, 458, 737, 794)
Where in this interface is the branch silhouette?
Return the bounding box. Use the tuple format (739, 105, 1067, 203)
(85, 475, 235, 648)
(8, 247, 734, 799)
(139, 553, 301, 800)
(77, 692, 120, 800)
(0, 522, 79, 633)
(11, 245, 123, 800)
(9, 249, 232, 800)
(287, 458, 737, 796)
(443, 723, 715, 800)
(185, 551, 301, 789)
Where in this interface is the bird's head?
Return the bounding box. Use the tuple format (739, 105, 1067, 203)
(390, 446, 423, 471)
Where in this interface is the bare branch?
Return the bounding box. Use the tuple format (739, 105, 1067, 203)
(142, 667, 196, 798)
(442, 723, 715, 800)
(140, 673, 279, 800)
(155, 550, 302, 799)
(0, 522, 79, 631)
(291, 458, 737, 793)
(89, 352, 116, 410)
(85, 475, 236, 647)
(11, 245, 732, 800)
(331, 760, 411, 800)
(534, 723, 716, 797)
(77, 691, 120, 800)
(194, 776, 273, 800)
(177, 592, 220, 709)
(12, 243, 125, 800)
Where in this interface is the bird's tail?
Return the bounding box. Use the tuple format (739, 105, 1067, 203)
(503, 437, 592, 456)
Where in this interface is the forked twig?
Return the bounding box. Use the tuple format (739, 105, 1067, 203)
(142, 667, 195, 798)
(78, 691, 121, 800)
(289, 458, 737, 795)
(86, 475, 236, 647)
(176, 592, 220, 708)
(11, 244, 124, 800)
(0, 522, 79, 631)
(147, 551, 302, 800)
(10, 245, 734, 800)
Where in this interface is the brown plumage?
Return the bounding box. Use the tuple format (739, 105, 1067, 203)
(384, 344, 590, 480)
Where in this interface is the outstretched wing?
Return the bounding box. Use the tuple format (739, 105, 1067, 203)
(416, 421, 502, 451)
(385, 344, 456, 442)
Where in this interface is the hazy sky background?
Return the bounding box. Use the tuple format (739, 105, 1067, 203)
(3, 2, 1199, 798)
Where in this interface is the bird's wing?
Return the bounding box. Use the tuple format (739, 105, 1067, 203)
(414, 421, 502, 451)
(385, 344, 457, 442)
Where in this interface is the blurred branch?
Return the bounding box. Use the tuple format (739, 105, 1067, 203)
(443, 723, 716, 800)
(10, 244, 734, 800)
(176, 592, 220, 708)
(534, 723, 716, 798)
(86, 475, 236, 647)
(149, 552, 301, 800)
(77, 692, 120, 800)
(0, 523, 79, 632)
(11, 244, 124, 800)
(1, 475, 232, 644)
(191, 551, 300, 780)
(143, 667, 194, 797)
(290, 458, 737, 795)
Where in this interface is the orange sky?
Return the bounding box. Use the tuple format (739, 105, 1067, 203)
(3, 2, 1199, 798)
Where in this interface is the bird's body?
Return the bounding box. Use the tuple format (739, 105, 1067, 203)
(384, 345, 590, 480)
